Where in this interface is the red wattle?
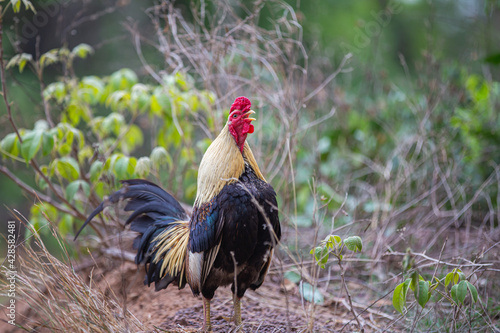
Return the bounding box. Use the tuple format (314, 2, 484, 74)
(248, 124, 254, 133)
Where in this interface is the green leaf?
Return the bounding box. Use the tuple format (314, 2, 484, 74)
(19, 55, 31, 72)
(123, 125, 144, 152)
(57, 127, 75, 155)
(40, 51, 59, 68)
(114, 156, 129, 179)
(344, 236, 363, 252)
(451, 284, 458, 304)
(284, 270, 301, 284)
(42, 133, 55, 156)
(106, 91, 130, 111)
(131, 83, 150, 112)
(174, 72, 194, 91)
(29, 203, 56, 235)
(102, 113, 125, 135)
(453, 270, 464, 285)
(21, 130, 43, 163)
(415, 280, 430, 308)
(325, 235, 342, 249)
(135, 157, 151, 178)
(466, 281, 478, 303)
(94, 181, 105, 200)
(6, 55, 19, 70)
(186, 94, 200, 111)
(310, 246, 329, 268)
(445, 272, 454, 287)
(58, 214, 73, 238)
(114, 156, 136, 180)
(58, 143, 71, 156)
(71, 43, 94, 59)
(109, 68, 138, 90)
(150, 146, 172, 169)
(1, 133, 20, 156)
(409, 271, 418, 291)
(11, 0, 21, 12)
(466, 75, 490, 103)
(79, 76, 104, 105)
(65, 127, 75, 146)
(7, 53, 33, 72)
(89, 160, 104, 182)
(150, 94, 163, 115)
(104, 153, 121, 172)
(44, 82, 66, 102)
(65, 180, 90, 202)
(166, 122, 182, 147)
(58, 47, 70, 58)
(393, 280, 410, 314)
(299, 282, 324, 305)
(457, 280, 467, 305)
(77, 146, 93, 164)
(31, 217, 41, 235)
(55, 157, 80, 181)
(72, 128, 85, 150)
(34, 120, 49, 131)
(49, 126, 63, 140)
(150, 87, 171, 115)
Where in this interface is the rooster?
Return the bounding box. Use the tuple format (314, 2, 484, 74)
(76, 96, 281, 331)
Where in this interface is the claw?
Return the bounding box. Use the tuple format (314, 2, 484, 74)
(221, 315, 234, 322)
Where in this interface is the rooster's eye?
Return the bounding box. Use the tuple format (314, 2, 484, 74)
(232, 114, 238, 118)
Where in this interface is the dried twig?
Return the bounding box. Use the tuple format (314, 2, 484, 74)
(338, 258, 364, 333)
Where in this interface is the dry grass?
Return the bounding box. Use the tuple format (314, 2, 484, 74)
(0, 222, 146, 332)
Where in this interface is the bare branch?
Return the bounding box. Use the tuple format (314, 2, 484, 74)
(0, 164, 79, 218)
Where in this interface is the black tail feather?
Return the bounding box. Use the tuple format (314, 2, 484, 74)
(74, 201, 106, 240)
(75, 179, 189, 291)
(75, 179, 188, 240)
(124, 203, 176, 225)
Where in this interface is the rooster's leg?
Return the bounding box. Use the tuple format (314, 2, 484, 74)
(233, 294, 242, 327)
(202, 296, 212, 332)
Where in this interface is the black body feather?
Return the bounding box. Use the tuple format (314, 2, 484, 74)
(188, 164, 281, 299)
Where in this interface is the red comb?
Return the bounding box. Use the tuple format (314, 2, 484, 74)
(230, 96, 251, 112)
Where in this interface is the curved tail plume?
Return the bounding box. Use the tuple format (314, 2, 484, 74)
(75, 179, 190, 291)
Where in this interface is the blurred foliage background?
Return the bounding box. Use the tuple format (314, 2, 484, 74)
(2, 0, 498, 234)
(1, 0, 500, 330)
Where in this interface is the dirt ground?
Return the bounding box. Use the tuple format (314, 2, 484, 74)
(88, 261, 393, 332)
(1, 258, 394, 332)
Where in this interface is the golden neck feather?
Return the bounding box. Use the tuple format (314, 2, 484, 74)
(194, 123, 266, 205)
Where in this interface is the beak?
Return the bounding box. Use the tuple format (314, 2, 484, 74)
(244, 110, 256, 121)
